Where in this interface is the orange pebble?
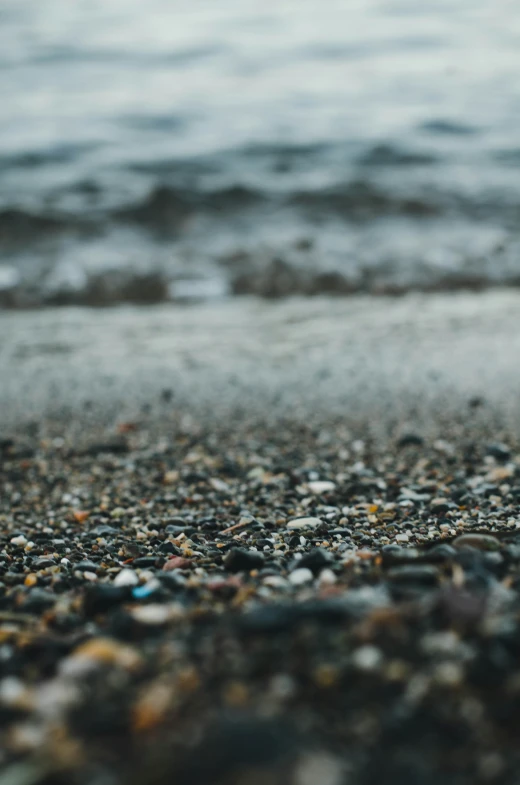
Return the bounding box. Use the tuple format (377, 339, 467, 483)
(73, 510, 90, 523)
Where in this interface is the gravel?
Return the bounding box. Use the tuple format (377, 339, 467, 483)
(2, 421, 520, 784)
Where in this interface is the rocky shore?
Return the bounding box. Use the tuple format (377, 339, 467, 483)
(2, 291, 520, 784)
(2, 421, 520, 785)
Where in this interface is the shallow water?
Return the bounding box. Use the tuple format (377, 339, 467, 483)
(2, 0, 520, 304)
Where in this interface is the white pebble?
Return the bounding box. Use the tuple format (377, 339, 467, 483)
(289, 567, 314, 585)
(307, 481, 336, 495)
(287, 517, 322, 530)
(395, 533, 409, 543)
(351, 645, 383, 671)
(318, 568, 337, 585)
(10, 535, 27, 547)
(263, 575, 289, 588)
(114, 568, 139, 587)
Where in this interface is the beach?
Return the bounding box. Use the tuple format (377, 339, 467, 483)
(2, 289, 520, 437)
(3, 1, 520, 780)
(2, 291, 520, 784)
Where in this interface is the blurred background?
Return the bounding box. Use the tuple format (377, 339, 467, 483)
(2, 0, 520, 306)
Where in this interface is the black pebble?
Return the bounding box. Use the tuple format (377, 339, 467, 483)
(223, 548, 265, 573)
(297, 547, 333, 575)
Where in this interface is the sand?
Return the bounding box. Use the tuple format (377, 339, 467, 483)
(1, 289, 520, 440)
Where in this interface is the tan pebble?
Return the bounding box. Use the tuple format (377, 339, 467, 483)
(177, 666, 200, 693)
(64, 638, 142, 673)
(313, 664, 339, 688)
(294, 753, 344, 785)
(133, 682, 175, 731)
(223, 681, 249, 707)
(433, 661, 464, 686)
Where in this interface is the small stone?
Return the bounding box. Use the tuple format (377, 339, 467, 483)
(287, 517, 322, 530)
(387, 565, 439, 586)
(289, 567, 314, 585)
(351, 645, 383, 672)
(133, 556, 158, 568)
(132, 579, 162, 600)
(318, 568, 337, 585)
(452, 534, 500, 551)
(422, 544, 457, 562)
(223, 548, 265, 573)
(209, 478, 230, 493)
(32, 557, 56, 569)
(430, 498, 456, 514)
(21, 589, 56, 612)
(486, 443, 511, 461)
(114, 568, 139, 587)
(10, 535, 27, 547)
(61, 638, 141, 676)
(163, 556, 191, 571)
(83, 584, 132, 616)
(263, 575, 289, 588)
(74, 560, 99, 572)
(433, 661, 464, 686)
(297, 548, 333, 575)
(397, 433, 424, 447)
(381, 545, 419, 565)
(307, 481, 336, 495)
(131, 604, 180, 626)
(395, 533, 409, 543)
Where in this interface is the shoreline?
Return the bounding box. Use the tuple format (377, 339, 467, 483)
(2, 289, 520, 441)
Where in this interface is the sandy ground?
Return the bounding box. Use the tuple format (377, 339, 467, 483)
(1, 290, 520, 440)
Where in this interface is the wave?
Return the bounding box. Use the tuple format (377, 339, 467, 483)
(0, 208, 84, 246)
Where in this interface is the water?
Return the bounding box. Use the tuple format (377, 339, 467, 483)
(2, 0, 520, 304)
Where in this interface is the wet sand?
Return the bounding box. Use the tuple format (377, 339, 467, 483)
(2, 291, 520, 785)
(2, 289, 520, 439)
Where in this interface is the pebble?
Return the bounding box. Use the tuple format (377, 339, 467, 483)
(307, 481, 336, 495)
(289, 568, 314, 585)
(452, 534, 501, 551)
(114, 568, 139, 587)
(61, 638, 141, 677)
(10, 535, 27, 546)
(224, 548, 265, 573)
(297, 548, 334, 575)
(486, 443, 511, 461)
(386, 565, 439, 586)
(287, 517, 322, 530)
(131, 604, 182, 626)
(2, 425, 520, 785)
(351, 645, 383, 672)
(163, 556, 191, 571)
